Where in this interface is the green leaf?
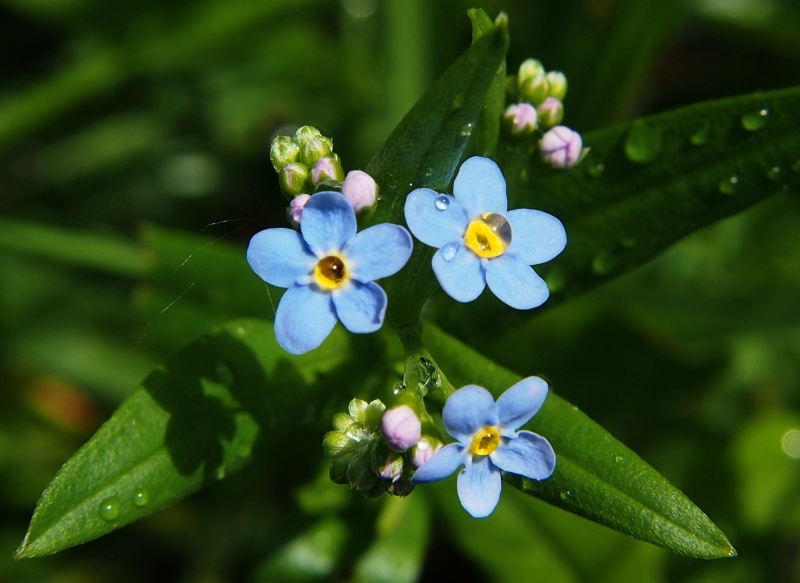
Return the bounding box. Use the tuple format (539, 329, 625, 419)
(353, 495, 430, 583)
(16, 318, 347, 558)
(422, 322, 736, 559)
(364, 15, 509, 328)
(513, 86, 800, 301)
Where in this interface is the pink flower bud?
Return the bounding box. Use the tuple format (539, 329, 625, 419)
(381, 405, 421, 451)
(311, 156, 344, 186)
(341, 170, 378, 212)
(378, 453, 404, 482)
(537, 97, 564, 128)
(411, 437, 442, 469)
(540, 126, 583, 169)
(503, 103, 538, 136)
(286, 193, 311, 225)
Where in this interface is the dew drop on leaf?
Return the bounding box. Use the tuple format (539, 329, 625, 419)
(741, 108, 770, 131)
(98, 497, 120, 521)
(459, 122, 475, 137)
(434, 195, 451, 211)
(559, 490, 572, 501)
(766, 166, 783, 181)
(624, 121, 662, 164)
(133, 490, 149, 508)
(614, 455, 623, 464)
(416, 357, 441, 394)
(718, 175, 739, 195)
(441, 243, 458, 262)
(591, 251, 617, 275)
(689, 123, 710, 146)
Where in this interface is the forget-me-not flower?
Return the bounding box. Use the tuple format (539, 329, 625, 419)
(247, 191, 412, 354)
(404, 156, 566, 309)
(411, 377, 556, 518)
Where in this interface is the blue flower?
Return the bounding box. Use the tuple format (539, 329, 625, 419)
(247, 191, 413, 354)
(411, 377, 556, 518)
(403, 156, 566, 309)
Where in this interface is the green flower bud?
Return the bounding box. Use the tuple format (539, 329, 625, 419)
(332, 412, 353, 432)
(294, 125, 322, 146)
(279, 163, 310, 198)
(300, 137, 334, 168)
(518, 58, 545, 86)
(546, 71, 568, 101)
(322, 430, 351, 457)
(269, 135, 300, 173)
(365, 399, 387, 430)
(348, 398, 370, 423)
(519, 74, 550, 106)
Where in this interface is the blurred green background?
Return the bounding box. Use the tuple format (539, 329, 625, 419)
(2, 0, 800, 581)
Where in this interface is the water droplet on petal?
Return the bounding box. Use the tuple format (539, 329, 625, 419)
(99, 497, 120, 521)
(741, 108, 770, 131)
(441, 243, 458, 262)
(624, 121, 662, 164)
(766, 166, 783, 181)
(719, 175, 739, 195)
(133, 490, 149, 508)
(559, 490, 572, 501)
(434, 195, 451, 211)
(690, 124, 710, 146)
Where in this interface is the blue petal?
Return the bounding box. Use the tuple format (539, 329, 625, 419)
(332, 280, 386, 334)
(404, 188, 468, 248)
(485, 254, 550, 310)
(274, 284, 337, 354)
(432, 244, 485, 303)
(457, 456, 502, 517)
(453, 156, 507, 217)
(496, 377, 549, 432)
(506, 209, 567, 265)
(246, 228, 316, 288)
(443, 385, 499, 443)
(344, 223, 413, 282)
(300, 192, 357, 256)
(491, 432, 556, 480)
(410, 443, 465, 483)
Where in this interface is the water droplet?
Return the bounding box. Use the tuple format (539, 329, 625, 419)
(591, 251, 617, 275)
(416, 357, 441, 394)
(133, 490, 149, 507)
(624, 121, 662, 164)
(614, 455, 623, 464)
(766, 166, 783, 181)
(392, 381, 407, 395)
(99, 497, 120, 521)
(690, 123, 710, 146)
(587, 162, 605, 178)
(559, 490, 572, 501)
(434, 195, 451, 211)
(718, 175, 739, 195)
(460, 122, 475, 137)
(441, 243, 458, 262)
(741, 108, 770, 131)
(214, 362, 236, 388)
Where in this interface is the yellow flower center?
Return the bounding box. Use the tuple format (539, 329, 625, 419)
(314, 255, 348, 290)
(463, 213, 512, 259)
(469, 426, 501, 456)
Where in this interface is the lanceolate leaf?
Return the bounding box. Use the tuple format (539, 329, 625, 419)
(364, 15, 509, 329)
(16, 319, 348, 558)
(512, 85, 800, 300)
(422, 322, 736, 559)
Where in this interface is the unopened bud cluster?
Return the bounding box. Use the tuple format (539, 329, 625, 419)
(269, 125, 378, 225)
(502, 59, 586, 169)
(323, 399, 442, 497)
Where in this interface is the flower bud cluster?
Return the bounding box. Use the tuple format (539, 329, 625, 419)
(323, 399, 442, 498)
(269, 125, 378, 225)
(502, 58, 586, 169)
